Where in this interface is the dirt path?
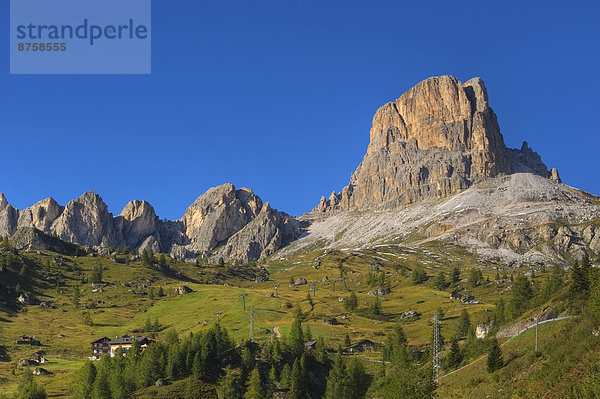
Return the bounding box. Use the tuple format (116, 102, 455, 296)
(273, 326, 281, 339)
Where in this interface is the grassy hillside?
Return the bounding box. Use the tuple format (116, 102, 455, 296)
(0, 240, 598, 398)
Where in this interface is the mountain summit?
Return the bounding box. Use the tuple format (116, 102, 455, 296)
(314, 76, 555, 211)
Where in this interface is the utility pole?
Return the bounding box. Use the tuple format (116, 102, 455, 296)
(214, 311, 222, 327)
(433, 311, 440, 384)
(249, 307, 255, 342)
(535, 317, 538, 352)
(240, 292, 248, 311)
(274, 283, 279, 298)
(311, 281, 317, 297)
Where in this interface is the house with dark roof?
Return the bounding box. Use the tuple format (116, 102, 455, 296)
(108, 335, 153, 357)
(29, 352, 46, 364)
(16, 335, 41, 346)
(90, 337, 111, 360)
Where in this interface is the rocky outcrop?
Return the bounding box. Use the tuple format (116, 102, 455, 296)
(0, 193, 19, 236)
(181, 184, 263, 255)
(314, 76, 553, 212)
(51, 191, 119, 247)
(10, 227, 79, 254)
(211, 202, 299, 263)
(118, 200, 159, 249)
(17, 198, 63, 232)
(4, 184, 298, 264)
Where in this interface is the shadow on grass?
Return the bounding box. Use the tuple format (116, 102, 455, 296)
(0, 345, 10, 362)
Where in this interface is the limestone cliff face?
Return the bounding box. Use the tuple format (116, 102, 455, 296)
(2, 184, 298, 264)
(17, 198, 64, 232)
(181, 183, 263, 254)
(315, 76, 551, 211)
(0, 193, 19, 236)
(212, 202, 299, 263)
(118, 200, 159, 249)
(51, 191, 119, 247)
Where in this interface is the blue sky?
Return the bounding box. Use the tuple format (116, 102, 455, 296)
(1, 0, 598, 219)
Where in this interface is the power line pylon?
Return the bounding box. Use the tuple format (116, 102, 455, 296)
(249, 307, 255, 342)
(433, 311, 440, 384)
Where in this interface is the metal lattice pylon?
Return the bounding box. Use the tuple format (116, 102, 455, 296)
(433, 311, 440, 384)
(249, 307, 255, 342)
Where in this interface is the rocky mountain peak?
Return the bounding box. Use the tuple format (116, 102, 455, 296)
(119, 200, 159, 249)
(52, 191, 118, 247)
(315, 75, 553, 212)
(17, 197, 63, 232)
(0, 193, 7, 211)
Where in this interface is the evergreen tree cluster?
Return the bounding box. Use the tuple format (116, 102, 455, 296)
(71, 325, 234, 399)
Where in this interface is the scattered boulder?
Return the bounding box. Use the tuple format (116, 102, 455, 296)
(295, 278, 307, 286)
(323, 317, 339, 325)
(17, 293, 40, 306)
(32, 367, 50, 375)
(475, 322, 494, 339)
(177, 286, 192, 295)
(368, 286, 391, 296)
(400, 310, 420, 321)
(155, 379, 170, 386)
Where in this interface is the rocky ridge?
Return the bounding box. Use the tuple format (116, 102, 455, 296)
(0, 184, 298, 263)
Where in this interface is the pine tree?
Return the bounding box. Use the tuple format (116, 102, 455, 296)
(446, 338, 463, 369)
(494, 297, 506, 323)
(346, 356, 368, 399)
(469, 268, 483, 287)
(91, 370, 111, 399)
(456, 309, 471, 338)
(344, 291, 358, 311)
(15, 368, 47, 399)
(315, 335, 327, 363)
(344, 333, 351, 348)
(288, 307, 305, 357)
(72, 361, 96, 399)
(268, 365, 278, 394)
(279, 363, 291, 388)
(449, 267, 460, 285)
(369, 296, 382, 316)
(216, 366, 239, 399)
(511, 273, 533, 317)
(245, 367, 264, 399)
(306, 291, 314, 310)
(304, 325, 312, 341)
(412, 267, 428, 285)
(289, 358, 304, 399)
(434, 272, 448, 290)
(486, 338, 503, 373)
(325, 350, 348, 399)
(71, 283, 81, 308)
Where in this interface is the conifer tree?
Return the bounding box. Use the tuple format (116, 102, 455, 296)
(245, 368, 264, 399)
(15, 368, 47, 399)
(279, 363, 291, 388)
(486, 338, 503, 373)
(456, 309, 471, 338)
(325, 350, 348, 399)
(344, 291, 358, 311)
(449, 266, 460, 285)
(434, 272, 448, 290)
(289, 358, 304, 399)
(288, 307, 305, 357)
(72, 361, 96, 399)
(446, 338, 463, 369)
